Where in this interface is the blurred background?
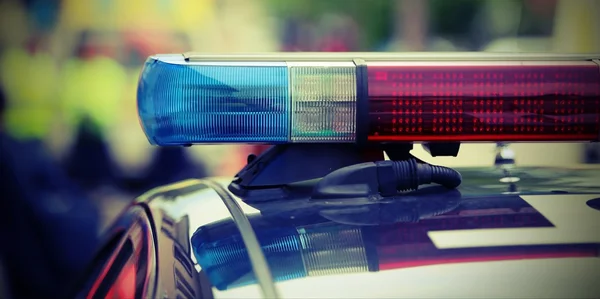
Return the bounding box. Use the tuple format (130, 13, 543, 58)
(1, 0, 600, 227)
(0, 1, 599, 297)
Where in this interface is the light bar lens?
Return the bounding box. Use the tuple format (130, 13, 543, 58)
(137, 54, 600, 145)
(290, 62, 357, 142)
(367, 61, 600, 141)
(137, 57, 289, 145)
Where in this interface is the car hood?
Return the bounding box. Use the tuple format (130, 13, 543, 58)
(146, 166, 600, 298)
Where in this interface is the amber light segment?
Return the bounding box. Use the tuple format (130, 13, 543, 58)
(367, 62, 600, 141)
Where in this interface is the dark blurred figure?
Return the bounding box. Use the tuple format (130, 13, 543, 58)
(281, 18, 316, 51)
(137, 147, 209, 192)
(0, 84, 100, 298)
(317, 14, 360, 52)
(20, 0, 60, 34)
(469, 0, 557, 51)
(60, 31, 121, 192)
(281, 15, 360, 52)
(64, 31, 207, 195)
(63, 116, 119, 191)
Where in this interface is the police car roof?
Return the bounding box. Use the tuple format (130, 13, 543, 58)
(142, 165, 600, 299)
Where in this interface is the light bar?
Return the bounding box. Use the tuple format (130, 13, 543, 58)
(137, 53, 600, 145)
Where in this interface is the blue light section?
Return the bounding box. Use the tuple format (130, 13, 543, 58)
(137, 57, 290, 145)
(191, 226, 306, 291)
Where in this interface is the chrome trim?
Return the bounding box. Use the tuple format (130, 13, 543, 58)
(286, 61, 357, 67)
(134, 208, 157, 299)
(184, 52, 600, 62)
(203, 179, 280, 299)
(151, 54, 286, 66)
(135, 179, 205, 203)
(366, 60, 599, 66)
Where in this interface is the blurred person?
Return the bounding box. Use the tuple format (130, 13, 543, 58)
(474, 0, 558, 52)
(135, 146, 209, 193)
(59, 31, 210, 193)
(63, 116, 119, 190)
(59, 32, 127, 191)
(0, 0, 65, 172)
(522, 0, 557, 35)
(385, 0, 461, 51)
(396, 0, 429, 51)
(281, 18, 317, 51)
(0, 36, 59, 143)
(0, 83, 101, 298)
(430, 0, 488, 50)
(280, 13, 359, 52)
(316, 14, 361, 52)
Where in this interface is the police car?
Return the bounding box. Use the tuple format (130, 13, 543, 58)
(78, 53, 600, 299)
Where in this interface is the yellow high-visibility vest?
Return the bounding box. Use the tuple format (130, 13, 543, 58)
(58, 0, 215, 31)
(0, 48, 59, 139)
(59, 56, 127, 132)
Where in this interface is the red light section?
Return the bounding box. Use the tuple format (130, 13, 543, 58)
(367, 62, 600, 141)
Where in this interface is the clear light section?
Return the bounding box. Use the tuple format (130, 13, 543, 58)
(137, 56, 289, 145)
(289, 62, 357, 142)
(297, 224, 368, 276)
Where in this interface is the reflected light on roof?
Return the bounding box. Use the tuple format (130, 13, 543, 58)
(213, 258, 600, 299)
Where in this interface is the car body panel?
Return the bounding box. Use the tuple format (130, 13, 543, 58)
(137, 180, 224, 299)
(216, 257, 600, 299)
(134, 166, 600, 299)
